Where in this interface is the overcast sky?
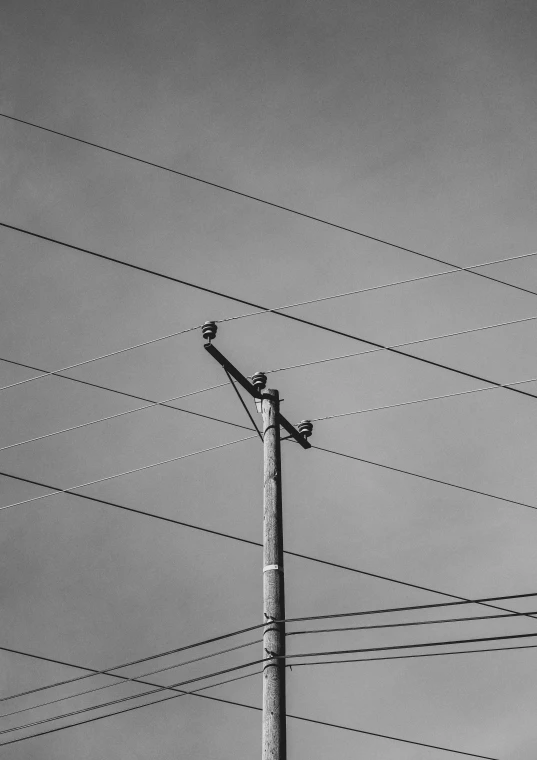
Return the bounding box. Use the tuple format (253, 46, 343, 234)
(1, 0, 537, 758)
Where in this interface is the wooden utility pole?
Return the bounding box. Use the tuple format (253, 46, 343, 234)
(202, 322, 312, 760)
(262, 388, 286, 760)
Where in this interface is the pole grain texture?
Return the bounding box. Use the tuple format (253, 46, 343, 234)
(262, 388, 287, 760)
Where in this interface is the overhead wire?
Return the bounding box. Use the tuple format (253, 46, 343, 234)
(2, 465, 537, 627)
(219, 249, 537, 326)
(7, 600, 537, 720)
(0, 256, 536, 406)
(0, 383, 247, 452)
(0, 638, 263, 719)
(0, 323, 202, 393)
(0, 623, 266, 705)
(287, 608, 537, 637)
(263, 313, 537, 375)
(0, 110, 534, 307)
(0, 435, 257, 514)
(288, 642, 537, 668)
(311, 374, 537, 423)
(2, 591, 537, 707)
(1, 605, 530, 720)
(283, 592, 537, 625)
(0, 354, 234, 426)
(0, 114, 528, 760)
(282, 632, 537, 661)
(0, 663, 495, 760)
(5, 314, 537, 456)
(0, 657, 268, 738)
(5, 310, 537, 456)
(3, 221, 537, 407)
(310, 444, 537, 513)
(0, 670, 263, 749)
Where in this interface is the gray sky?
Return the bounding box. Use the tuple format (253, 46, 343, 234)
(1, 0, 537, 757)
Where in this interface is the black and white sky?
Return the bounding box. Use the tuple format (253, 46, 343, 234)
(1, 1, 537, 757)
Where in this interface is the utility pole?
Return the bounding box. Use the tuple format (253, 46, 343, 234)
(202, 322, 313, 760)
(262, 387, 286, 760)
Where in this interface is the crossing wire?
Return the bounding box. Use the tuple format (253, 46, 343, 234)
(0, 625, 266, 706)
(0, 383, 249, 452)
(2, 222, 537, 407)
(287, 608, 537, 637)
(0, 608, 537, 718)
(2, 264, 537, 401)
(310, 444, 537, 513)
(7, 603, 537, 720)
(6, 593, 537, 716)
(1, 466, 537, 626)
(5, 313, 537, 456)
(5, 309, 537, 455)
(262, 313, 537, 375)
(0, 638, 263, 719)
(0, 658, 270, 738)
(0, 435, 257, 514)
(280, 632, 537, 662)
(0, 644, 496, 760)
(1, 111, 535, 305)
(287, 642, 537, 668)
(310, 374, 537, 424)
(0, 666, 496, 760)
(0, 324, 203, 393)
(2, 589, 536, 704)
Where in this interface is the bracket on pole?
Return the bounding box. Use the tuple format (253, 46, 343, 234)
(203, 335, 312, 450)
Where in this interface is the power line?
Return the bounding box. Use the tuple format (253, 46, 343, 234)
(0, 435, 256, 514)
(0, 324, 203, 393)
(0, 638, 262, 719)
(264, 313, 537, 375)
(0, 647, 496, 760)
(6, 309, 537, 457)
(284, 593, 537, 625)
(0, 670, 263, 749)
(7, 634, 537, 724)
(0, 658, 267, 738)
(1, 256, 536, 402)
(283, 632, 537, 661)
(0, 384, 249, 452)
(2, 465, 537, 627)
(1, 110, 534, 307)
(0, 624, 266, 705)
(8, 600, 537, 720)
(3, 360, 537, 465)
(5, 317, 537, 457)
(287, 714, 496, 759)
(311, 444, 537, 513)
(222, 249, 537, 326)
(287, 642, 537, 668)
(0, 661, 495, 760)
(1, 356, 535, 517)
(287, 609, 537, 636)
(1, 609, 534, 751)
(311, 374, 537, 423)
(3, 222, 537, 407)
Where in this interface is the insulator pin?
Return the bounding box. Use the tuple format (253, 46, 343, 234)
(202, 321, 217, 342)
(251, 372, 267, 391)
(297, 420, 313, 439)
